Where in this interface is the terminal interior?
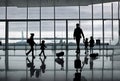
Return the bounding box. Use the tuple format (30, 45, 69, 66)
(0, 0, 120, 81)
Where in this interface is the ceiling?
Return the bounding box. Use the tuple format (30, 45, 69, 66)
(0, 0, 118, 7)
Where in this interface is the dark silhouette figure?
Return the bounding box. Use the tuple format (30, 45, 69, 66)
(26, 57, 35, 77)
(56, 51, 64, 58)
(73, 72, 81, 81)
(74, 54, 81, 72)
(39, 40, 47, 59)
(89, 36, 94, 54)
(73, 23, 85, 53)
(39, 57, 46, 73)
(26, 33, 36, 59)
(84, 38, 89, 52)
(80, 51, 89, 72)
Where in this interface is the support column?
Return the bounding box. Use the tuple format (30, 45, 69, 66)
(66, 20, 68, 81)
(117, 2, 120, 45)
(5, 21, 9, 70)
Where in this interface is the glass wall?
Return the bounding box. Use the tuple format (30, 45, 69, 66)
(0, 0, 119, 79)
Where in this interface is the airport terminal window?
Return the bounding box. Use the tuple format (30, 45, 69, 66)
(55, 6, 79, 19)
(80, 5, 92, 19)
(28, 7, 40, 19)
(41, 7, 54, 19)
(7, 7, 27, 19)
(0, 22, 5, 69)
(0, 0, 119, 72)
(113, 2, 118, 19)
(93, 4, 102, 19)
(55, 21, 66, 50)
(93, 20, 102, 40)
(113, 20, 119, 44)
(0, 7, 5, 19)
(0, 0, 5, 19)
(104, 20, 112, 43)
(103, 3, 112, 19)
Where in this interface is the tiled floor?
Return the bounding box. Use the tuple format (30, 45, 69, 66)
(0, 48, 120, 81)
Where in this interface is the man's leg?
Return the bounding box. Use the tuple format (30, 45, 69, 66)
(31, 46, 35, 58)
(76, 38, 80, 52)
(26, 48, 32, 56)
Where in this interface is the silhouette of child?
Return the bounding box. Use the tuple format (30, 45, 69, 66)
(39, 40, 47, 59)
(89, 36, 94, 54)
(84, 38, 89, 52)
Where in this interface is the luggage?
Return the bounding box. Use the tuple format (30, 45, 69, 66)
(56, 51, 64, 57)
(96, 39, 100, 45)
(90, 53, 98, 60)
(27, 39, 30, 43)
(74, 59, 81, 69)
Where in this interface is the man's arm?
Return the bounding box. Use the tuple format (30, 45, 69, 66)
(81, 29, 85, 39)
(73, 29, 76, 39)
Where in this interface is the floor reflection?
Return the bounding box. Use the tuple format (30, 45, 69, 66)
(0, 49, 120, 81)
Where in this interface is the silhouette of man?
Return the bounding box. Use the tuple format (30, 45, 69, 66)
(26, 33, 36, 58)
(39, 40, 47, 59)
(73, 23, 85, 53)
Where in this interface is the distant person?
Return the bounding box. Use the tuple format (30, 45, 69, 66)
(84, 38, 89, 52)
(39, 40, 47, 59)
(26, 33, 36, 59)
(89, 36, 94, 54)
(39, 57, 46, 73)
(73, 23, 85, 53)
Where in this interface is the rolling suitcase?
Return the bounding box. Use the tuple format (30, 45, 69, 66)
(74, 59, 81, 69)
(56, 51, 64, 57)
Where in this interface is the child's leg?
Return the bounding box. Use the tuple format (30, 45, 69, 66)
(39, 51, 43, 56)
(43, 51, 46, 58)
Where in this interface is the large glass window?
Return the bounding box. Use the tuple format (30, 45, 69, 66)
(56, 6, 79, 19)
(93, 4, 102, 19)
(80, 5, 92, 19)
(103, 3, 112, 19)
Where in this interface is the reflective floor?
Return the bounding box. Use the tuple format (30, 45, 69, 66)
(0, 46, 120, 81)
